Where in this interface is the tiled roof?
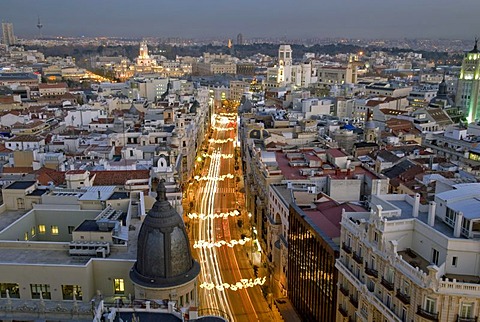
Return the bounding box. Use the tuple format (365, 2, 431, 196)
(33, 167, 66, 186)
(2, 167, 34, 174)
(8, 135, 44, 142)
(90, 170, 150, 186)
(303, 198, 366, 239)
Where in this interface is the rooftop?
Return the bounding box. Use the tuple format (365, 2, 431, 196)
(4, 181, 36, 190)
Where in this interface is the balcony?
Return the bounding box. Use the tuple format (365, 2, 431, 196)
(339, 304, 348, 317)
(381, 277, 394, 292)
(353, 252, 363, 265)
(365, 264, 378, 278)
(340, 284, 349, 297)
(457, 316, 478, 322)
(342, 242, 352, 254)
(349, 295, 358, 308)
(396, 289, 410, 305)
(417, 306, 439, 321)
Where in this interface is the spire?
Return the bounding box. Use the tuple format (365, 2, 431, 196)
(470, 37, 479, 53)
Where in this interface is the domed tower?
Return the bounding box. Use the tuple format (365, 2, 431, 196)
(130, 180, 200, 306)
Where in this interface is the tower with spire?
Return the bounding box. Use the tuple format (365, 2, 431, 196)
(456, 38, 480, 123)
(36, 16, 43, 39)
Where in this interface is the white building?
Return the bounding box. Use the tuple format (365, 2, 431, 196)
(336, 184, 480, 322)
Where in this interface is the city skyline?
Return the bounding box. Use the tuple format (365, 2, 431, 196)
(2, 0, 480, 40)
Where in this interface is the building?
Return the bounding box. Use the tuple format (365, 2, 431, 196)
(134, 41, 159, 74)
(1, 22, 15, 46)
(316, 64, 356, 86)
(288, 203, 339, 322)
(38, 82, 68, 96)
(229, 80, 250, 103)
(236, 33, 244, 45)
(336, 185, 480, 322)
(0, 179, 209, 321)
(130, 180, 200, 305)
(456, 39, 480, 123)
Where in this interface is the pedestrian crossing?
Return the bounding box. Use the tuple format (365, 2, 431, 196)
(216, 187, 236, 194)
(197, 187, 237, 194)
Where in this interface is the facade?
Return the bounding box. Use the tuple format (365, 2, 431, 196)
(316, 64, 356, 86)
(336, 186, 480, 322)
(456, 40, 480, 123)
(2, 22, 15, 46)
(38, 83, 68, 96)
(236, 33, 244, 45)
(229, 80, 250, 103)
(0, 179, 205, 321)
(288, 203, 338, 322)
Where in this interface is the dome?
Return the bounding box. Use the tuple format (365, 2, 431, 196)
(364, 120, 377, 130)
(437, 75, 448, 98)
(130, 180, 200, 288)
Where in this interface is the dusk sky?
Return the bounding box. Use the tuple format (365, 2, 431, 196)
(2, 0, 480, 39)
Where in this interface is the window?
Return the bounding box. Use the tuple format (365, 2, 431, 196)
(51, 226, 59, 235)
(62, 285, 82, 300)
(431, 248, 439, 266)
(425, 297, 436, 313)
(114, 279, 125, 294)
(68, 226, 75, 234)
(385, 294, 391, 308)
(452, 256, 458, 267)
(386, 267, 395, 283)
(460, 302, 474, 318)
(31, 226, 36, 237)
(445, 208, 455, 227)
(0, 283, 19, 298)
(38, 225, 46, 234)
(374, 231, 379, 243)
(370, 255, 376, 270)
(24, 232, 28, 241)
(367, 279, 375, 292)
(30, 284, 51, 299)
(402, 280, 410, 295)
(401, 307, 407, 322)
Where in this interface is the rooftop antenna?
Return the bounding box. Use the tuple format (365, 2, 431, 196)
(36, 15, 43, 39)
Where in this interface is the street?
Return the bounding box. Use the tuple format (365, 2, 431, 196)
(187, 113, 273, 322)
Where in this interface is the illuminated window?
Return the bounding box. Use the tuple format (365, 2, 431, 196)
(0, 283, 19, 298)
(31, 226, 36, 237)
(51, 226, 59, 235)
(114, 279, 124, 294)
(24, 232, 28, 241)
(38, 225, 46, 234)
(62, 285, 82, 300)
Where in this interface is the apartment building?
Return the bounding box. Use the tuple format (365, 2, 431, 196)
(336, 183, 480, 322)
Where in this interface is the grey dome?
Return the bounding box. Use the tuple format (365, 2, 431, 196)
(130, 180, 200, 288)
(365, 120, 377, 130)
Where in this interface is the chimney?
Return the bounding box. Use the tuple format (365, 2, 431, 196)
(412, 193, 420, 218)
(454, 212, 463, 238)
(428, 201, 436, 227)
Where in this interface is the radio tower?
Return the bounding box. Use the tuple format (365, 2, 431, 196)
(36, 16, 43, 39)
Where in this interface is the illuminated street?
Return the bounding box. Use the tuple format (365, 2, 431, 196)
(189, 113, 273, 322)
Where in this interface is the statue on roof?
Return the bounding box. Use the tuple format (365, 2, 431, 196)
(156, 179, 167, 202)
